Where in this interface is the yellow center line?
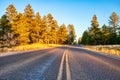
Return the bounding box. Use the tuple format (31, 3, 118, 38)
(57, 50, 66, 80)
(66, 49, 71, 80)
(57, 48, 71, 80)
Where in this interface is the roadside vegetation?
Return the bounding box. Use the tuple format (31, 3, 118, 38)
(85, 45, 120, 57)
(0, 4, 76, 52)
(80, 12, 120, 57)
(0, 44, 62, 53)
(81, 12, 120, 45)
(0, 4, 120, 56)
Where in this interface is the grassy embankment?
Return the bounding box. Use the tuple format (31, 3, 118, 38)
(85, 45, 120, 57)
(0, 43, 62, 53)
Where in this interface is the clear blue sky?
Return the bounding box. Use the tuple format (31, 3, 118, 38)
(0, 0, 120, 39)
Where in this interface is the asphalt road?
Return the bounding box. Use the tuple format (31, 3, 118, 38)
(0, 46, 120, 80)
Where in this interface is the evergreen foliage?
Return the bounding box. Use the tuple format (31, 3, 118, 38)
(0, 4, 76, 46)
(81, 13, 120, 45)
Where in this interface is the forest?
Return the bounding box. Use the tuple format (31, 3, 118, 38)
(81, 13, 120, 45)
(0, 4, 76, 47)
(0, 4, 120, 47)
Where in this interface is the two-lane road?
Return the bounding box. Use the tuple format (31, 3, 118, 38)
(0, 46, 120, 80)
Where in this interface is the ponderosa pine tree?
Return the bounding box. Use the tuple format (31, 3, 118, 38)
(6, 4, 17, 21)
(0, 15, 10, 46)
(32, 12, 41, 43)
(90, 14, 101, 45)
(47, 13, 58, 44)
(51, 20, 58, 44)
(109, 12, 119, 29)
(101, 24, 110, 44)
(108, 12, 120, 44)
(6, 4, 18, 45)
(15, 13, 30, 44)
(41, 15, 49, 44)
(91, 14, 99, 28)
(24, 4, 35, 44)
(81, 30, 92, 45)
(67, 24, 76, 44)
(58, 24, 68, 44)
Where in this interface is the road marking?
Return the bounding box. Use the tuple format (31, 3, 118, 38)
(0, 49, 57, 76)
(66, 49, 71, 80)
(57, 50, 66, 80)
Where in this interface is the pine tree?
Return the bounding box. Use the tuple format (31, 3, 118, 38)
(107, 26, 117, 44)
(58, 24, 68, 44)
(101, 24, 110, 44)
(81, 31, 90, 45)
(91, 14, 99, 28)
(15, 13, 30, 45)
(67, 24, 76, 44)
(47, 13, 58, 44)
(51, 20, 58, 44)
(0, 15, 11, 47)
(6, 4, 18, 45)
(109, 12, 119, 28)
(32, 12, 41, 43)
(24, 4, 34, 18)
(90, 14, 101, 45)
(24, 4, 35, 44)
(108, 12, 119, 44)
(41, 15, 49, 44)
(6, 4, 17, 21)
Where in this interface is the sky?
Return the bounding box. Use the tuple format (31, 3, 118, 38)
(0, 0, 120, 39)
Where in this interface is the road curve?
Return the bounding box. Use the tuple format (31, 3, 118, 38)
(0, 46, 120, 80)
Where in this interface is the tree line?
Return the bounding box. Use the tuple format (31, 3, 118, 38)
(0, 4, 76, 46)
(81, 12, 120, 45)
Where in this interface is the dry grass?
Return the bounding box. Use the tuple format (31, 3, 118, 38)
(85, 45, 120, 56)
(0, 43, 62, 53)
